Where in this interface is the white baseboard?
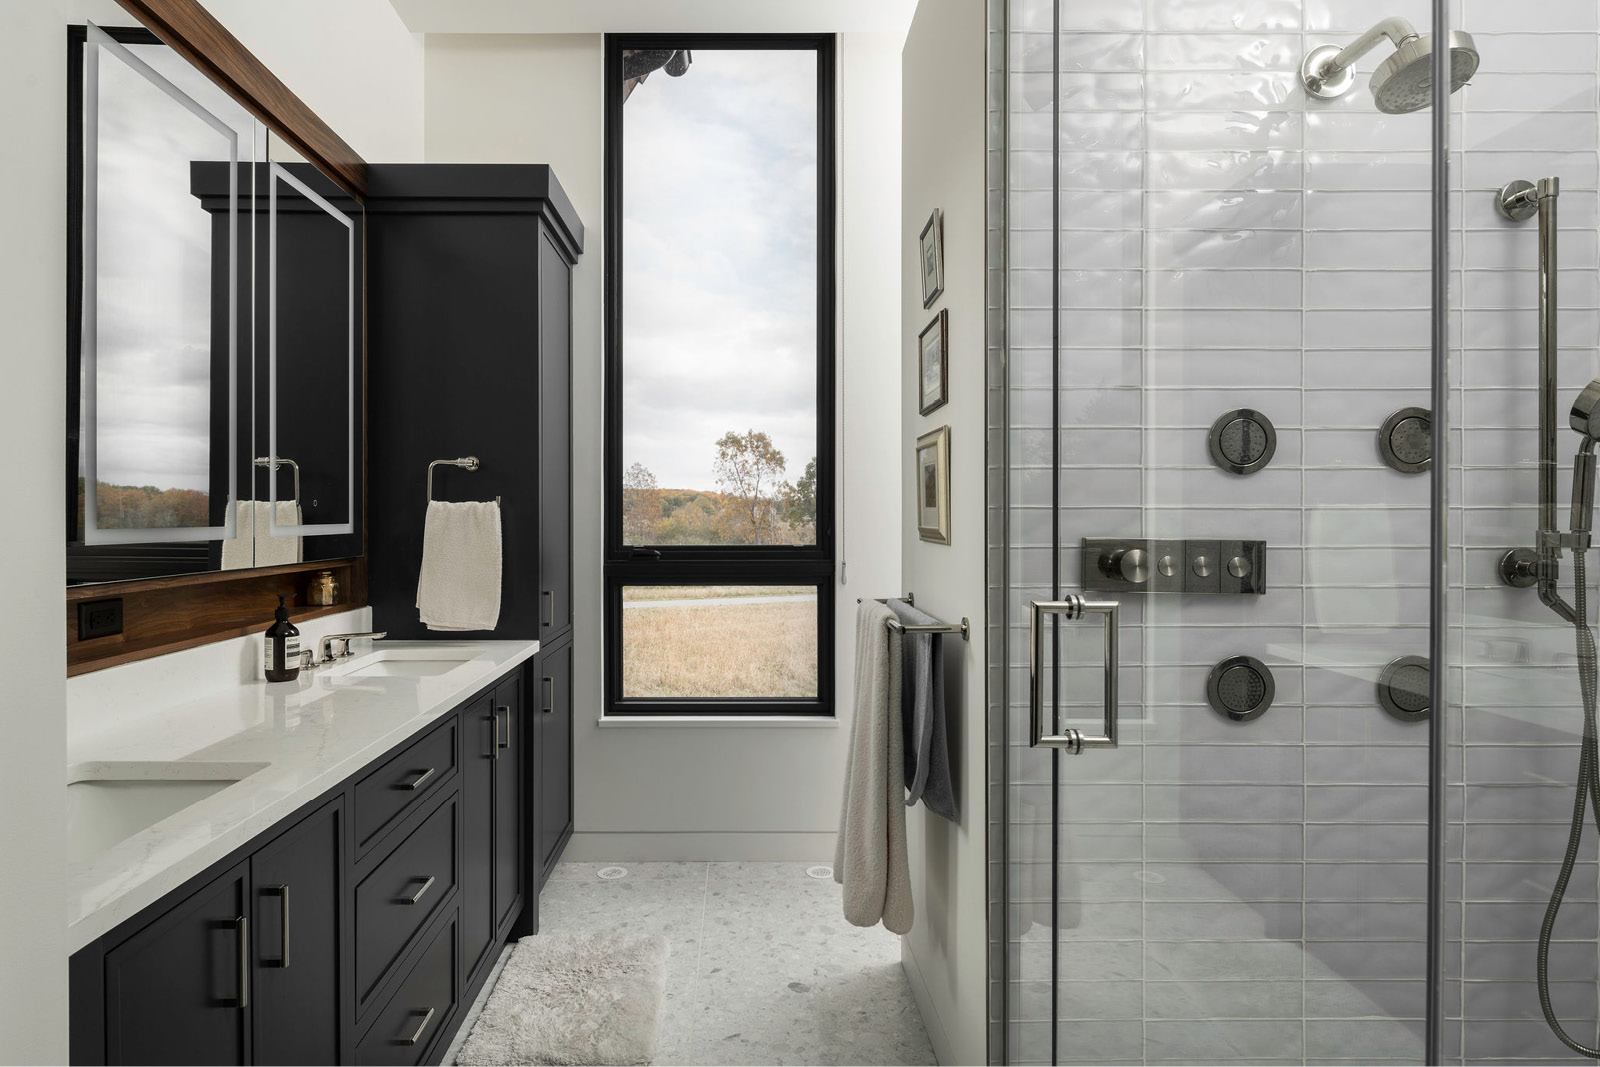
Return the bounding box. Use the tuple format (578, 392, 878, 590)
(901, 939, 953, 1066)
(562, 830, 837, 862)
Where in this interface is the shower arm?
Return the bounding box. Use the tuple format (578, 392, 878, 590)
(1319, 17, 1419, 78)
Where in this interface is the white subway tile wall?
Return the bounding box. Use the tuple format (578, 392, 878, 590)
(988, 0, 1600, 1063)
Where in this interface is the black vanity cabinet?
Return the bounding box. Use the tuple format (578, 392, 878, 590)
(71, 662, 564, 1067)
(460, 672, 526, 980)
(101, 862, 251, 1065)
(91, 798, 344, 1066)
(249, 801, 345, 1065)
(534, 636, 575, 887)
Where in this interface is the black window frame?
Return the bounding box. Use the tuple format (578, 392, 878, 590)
(602, 33, 837, 718)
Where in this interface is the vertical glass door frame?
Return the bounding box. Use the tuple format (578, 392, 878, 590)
(1427, 0, 1451, 1060)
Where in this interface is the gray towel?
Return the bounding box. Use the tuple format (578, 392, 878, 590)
(888, 599, 958, 823)
(834, 601, 913, 934)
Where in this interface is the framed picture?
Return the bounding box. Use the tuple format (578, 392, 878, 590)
(919, 208, 944, 308)
(916, 425, 951, 545)
(918, 310, 948, 416)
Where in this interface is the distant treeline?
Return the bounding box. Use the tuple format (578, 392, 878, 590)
(78, 477, 210, 529)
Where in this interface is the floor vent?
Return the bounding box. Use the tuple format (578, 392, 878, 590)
(805, 865, 834, 880)
(597, 865, 628, 880)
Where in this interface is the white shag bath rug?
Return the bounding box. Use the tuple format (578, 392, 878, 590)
(457, 932, 670, 1066)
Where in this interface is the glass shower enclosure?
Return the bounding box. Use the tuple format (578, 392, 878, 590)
(986, 0, 1600, 1062)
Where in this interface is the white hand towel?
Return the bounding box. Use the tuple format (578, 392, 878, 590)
(255, 500, 303, 567)
(220, 500, 256, 570)
(834, 600, 913, 935)
(220, 500, 302, 569)
(416, 500, 502, 632)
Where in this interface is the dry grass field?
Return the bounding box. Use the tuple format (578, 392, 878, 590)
(621, 586, 804, 602)
(622, 597, 817, 698)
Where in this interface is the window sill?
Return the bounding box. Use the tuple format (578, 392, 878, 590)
(597, 715, 840, 728)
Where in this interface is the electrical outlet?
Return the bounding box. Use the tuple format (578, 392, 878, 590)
(78, 598, 123, 640)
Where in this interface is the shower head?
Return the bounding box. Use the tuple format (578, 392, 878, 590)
(1571, 379, 1600, 441)
(1301, 17, 1479, 113)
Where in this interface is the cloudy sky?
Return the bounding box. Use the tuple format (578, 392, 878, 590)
(621, 48, 819, 492)
(89, 39, 246, 494)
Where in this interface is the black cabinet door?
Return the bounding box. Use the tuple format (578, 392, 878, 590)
(538, 230, 573, 642)
(458, 691, 497, 980)
(251, 800, 342, 1066)
(537, 639, 574, 882)
(492, 674, 525, 934)
(104, 862, 250, 1066)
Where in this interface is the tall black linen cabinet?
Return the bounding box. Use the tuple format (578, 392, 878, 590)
(366, 165, 580, 894)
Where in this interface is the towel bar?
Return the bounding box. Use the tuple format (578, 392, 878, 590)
(857, 593, 970, 641)
(427, 456, 501, 507)
(253, 456, 300, 505)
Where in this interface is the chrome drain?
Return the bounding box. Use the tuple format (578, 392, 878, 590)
(805, 865, 834, 880)
(597, 865, 628, 880)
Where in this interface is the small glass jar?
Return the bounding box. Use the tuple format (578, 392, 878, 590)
(307, 570, 340, 606)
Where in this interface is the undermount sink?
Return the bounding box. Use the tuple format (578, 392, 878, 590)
(67, 761, 268, 863)
(324, 647, 490, 681)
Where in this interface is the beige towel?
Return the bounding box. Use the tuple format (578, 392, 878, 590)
(220, 500, 255, 570)
(257, 500, 303, 567)
(834, 600, 912, 935)
(416, 500, 502, 631)
(220, 500, 302, 570)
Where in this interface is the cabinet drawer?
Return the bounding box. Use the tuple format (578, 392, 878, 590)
(354, 718, 456, 853)
(356, 913, 457, 1066)
(356, 796, 457, 1006)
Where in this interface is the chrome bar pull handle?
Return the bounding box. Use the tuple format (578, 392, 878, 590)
(400, 874, 436, 906)
(400, 767, 435, 791)
(1029, 596, 1120, 752)
(400, 1007, 436, 1046)
(234, 915, 250, 1007)
(497, 706, 511, 750)
(264, 884, 290, 968)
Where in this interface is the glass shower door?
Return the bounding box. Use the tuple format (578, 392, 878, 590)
(1445, 13, 1600, 1059)
(996, 0, 1439, 1062)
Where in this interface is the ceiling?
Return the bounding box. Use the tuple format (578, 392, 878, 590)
(386, 0, 919, 36)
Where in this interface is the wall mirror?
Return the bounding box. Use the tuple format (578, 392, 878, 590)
(67, 23, 364, 587)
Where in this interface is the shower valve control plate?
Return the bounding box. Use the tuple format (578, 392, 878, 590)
(1082, 538, 1266, 595)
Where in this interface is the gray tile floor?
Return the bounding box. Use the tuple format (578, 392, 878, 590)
(445, 861, 936, 1066)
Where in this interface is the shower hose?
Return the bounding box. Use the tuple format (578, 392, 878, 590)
(1538, 549, 1600, 1059)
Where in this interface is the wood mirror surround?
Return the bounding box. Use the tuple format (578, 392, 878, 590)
(69, 0, 368, 676)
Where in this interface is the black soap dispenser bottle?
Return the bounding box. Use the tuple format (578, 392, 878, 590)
(264, 594, 301, 682)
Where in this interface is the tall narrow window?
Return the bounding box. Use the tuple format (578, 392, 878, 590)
(604, 35, 836, 716)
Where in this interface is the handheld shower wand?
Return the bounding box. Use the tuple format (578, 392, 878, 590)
(1532, 381, 1600, 1060)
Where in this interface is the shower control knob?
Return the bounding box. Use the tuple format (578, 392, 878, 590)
(1192, 555, 1213, 579)
(1106, 548, 1150, 584)
(1157, 555, 1176, 578)
(1227, 556, 1251, 579)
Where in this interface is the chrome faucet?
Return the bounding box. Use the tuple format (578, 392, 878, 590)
(321, 631, 387, 662)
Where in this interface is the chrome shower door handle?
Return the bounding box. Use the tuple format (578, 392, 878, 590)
(1029, 596, 1119, 753)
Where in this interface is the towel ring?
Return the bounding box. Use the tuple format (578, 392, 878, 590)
(427, 456, 501, 507)
(253, 456, 301, 505)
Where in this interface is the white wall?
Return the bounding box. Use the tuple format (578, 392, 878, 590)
(424, 33, 903, 859)
(899, 0, 989, 1063)
(0, 4, 421, 1058)
(0, 6, 123, 1058)
(203, 0, 424, 162)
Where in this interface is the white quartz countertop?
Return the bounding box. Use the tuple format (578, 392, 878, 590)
(66, 640, 538, 952)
